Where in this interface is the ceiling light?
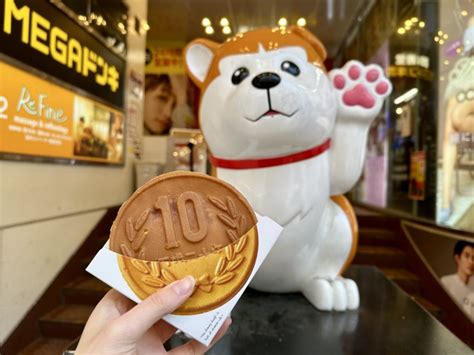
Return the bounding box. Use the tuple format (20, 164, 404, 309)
(297, 17, 306, 26)
(201, 17, 211, 27)
(411, 17, 418, 22)
(222, 26, 231, 34)
(434, 36, 439, 42)
(438, 30, 443, 35)
(439, 39, 445, 45)
(205, 26, 214, 34)
(115, 42, 125, 53)
(444, 60, 449, 65)
(405, 20, 412, 27)
(327, 0, 334, 20)
(396, 107, 403, 114)
(220, 17, 229, 27)
(394, 88, 418, 105)
(419, 21, 425, 28)
(278, 17, 288, 26)
(461, 10, 468, 16)
(397, 28, 406, 34)
(443, 33, 448, 39)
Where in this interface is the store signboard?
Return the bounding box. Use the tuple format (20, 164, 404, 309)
(0, 0, 125, 108)
(146, 46, 185, 74)
(0, 60, 124, 165)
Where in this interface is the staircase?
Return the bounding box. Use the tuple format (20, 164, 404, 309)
(353, 207, 443, 319)
(0, 209, 124, 355)
(18, 250, 111, 354)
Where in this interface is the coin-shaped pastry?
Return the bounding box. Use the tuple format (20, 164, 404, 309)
(109, 171, 258, 314)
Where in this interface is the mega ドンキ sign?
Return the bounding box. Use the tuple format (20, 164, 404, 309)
(0, 0, 125, 108)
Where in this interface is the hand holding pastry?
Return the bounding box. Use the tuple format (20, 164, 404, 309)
(76, 276, 231, 354)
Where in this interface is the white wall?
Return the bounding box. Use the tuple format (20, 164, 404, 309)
(0, 211, 105, 341)
(0, 0, 148, 344)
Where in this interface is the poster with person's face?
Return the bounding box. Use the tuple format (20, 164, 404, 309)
(437, 5, 474, 232)
(403, 221, 474, 321)
(144, 47, 198, 135)
(440, 240, 474, 320)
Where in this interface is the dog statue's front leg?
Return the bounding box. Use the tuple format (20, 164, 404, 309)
(298, 200, 359, 311)
(327, 60, 392, 195)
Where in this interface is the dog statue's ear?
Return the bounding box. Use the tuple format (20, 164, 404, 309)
(289, 26, 327, 62)
(184, 39, 219, 88)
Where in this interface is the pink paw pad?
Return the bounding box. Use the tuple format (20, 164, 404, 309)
(342, 84, 375, 109)
(333, 75, 345, 89)
(366, 69, 379, 82)
(331, 62, 391, 110)
(376, 82, 389, 95)
(348, 65, 360, 80)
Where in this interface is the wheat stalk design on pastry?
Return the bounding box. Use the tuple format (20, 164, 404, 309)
(138, 233, 249, 293)
(120, 208, 151, 259)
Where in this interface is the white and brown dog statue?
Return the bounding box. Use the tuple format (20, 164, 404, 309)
(184, 27, 392, 311)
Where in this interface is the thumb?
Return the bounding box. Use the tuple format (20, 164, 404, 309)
(112, 276, 195, 342)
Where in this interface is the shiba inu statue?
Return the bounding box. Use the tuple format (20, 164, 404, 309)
(184, 26, 391, 311)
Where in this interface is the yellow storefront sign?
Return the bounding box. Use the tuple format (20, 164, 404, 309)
(0, 61, 124, 164)
(3, 0, 120, 92)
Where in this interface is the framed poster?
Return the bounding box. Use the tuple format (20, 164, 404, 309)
(144, 45, 198, 136)
(403, 221, 474, 322)
(0, 60, 124, 165)
(436, 4, 474, 231)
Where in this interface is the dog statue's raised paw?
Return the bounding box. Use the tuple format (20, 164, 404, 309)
(329, 60, 392, 122)
(184, 27, 391, 311)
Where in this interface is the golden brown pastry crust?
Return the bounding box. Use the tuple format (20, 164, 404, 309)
(118, 226, 258, 314)
(109, 171, 258, 314)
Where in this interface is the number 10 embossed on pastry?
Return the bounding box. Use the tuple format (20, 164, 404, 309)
(109, 171, 258, 315)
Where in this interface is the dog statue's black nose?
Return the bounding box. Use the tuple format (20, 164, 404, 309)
(252, 72, 281, 89)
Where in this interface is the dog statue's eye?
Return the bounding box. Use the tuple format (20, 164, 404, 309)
(232, 67, 249, 85)
(281, 61, 300, 76)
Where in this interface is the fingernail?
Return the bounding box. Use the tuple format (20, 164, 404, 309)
(172, 276, 195, 296)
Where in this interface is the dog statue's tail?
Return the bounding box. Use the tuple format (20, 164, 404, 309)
(331, 195, 359, 275)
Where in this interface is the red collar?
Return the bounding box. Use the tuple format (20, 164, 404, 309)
(210, 139, 331, 170)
